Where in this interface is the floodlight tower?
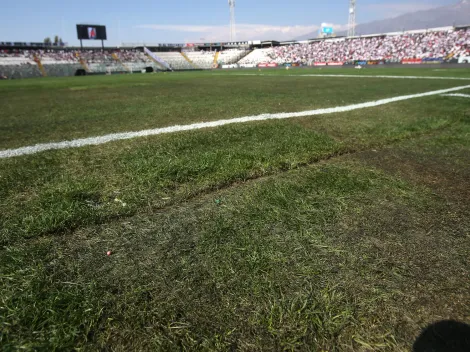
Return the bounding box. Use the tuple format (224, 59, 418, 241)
(229, 0, 236, 41)
(348, 0, 356, 37)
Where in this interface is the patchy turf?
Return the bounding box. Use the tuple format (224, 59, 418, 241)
(1, 69, 469, 351)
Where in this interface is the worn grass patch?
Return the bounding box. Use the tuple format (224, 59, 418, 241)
(2, 150, 468, 350)
(1, 95, 466, 245)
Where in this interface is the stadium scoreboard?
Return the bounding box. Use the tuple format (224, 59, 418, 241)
(76, 25, 107, 40)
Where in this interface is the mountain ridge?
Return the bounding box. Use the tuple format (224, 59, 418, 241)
(297, 0, 470, 39)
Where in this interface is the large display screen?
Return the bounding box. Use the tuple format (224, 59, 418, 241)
(76, 25, 107, 40)
(322, 27, 334, 34)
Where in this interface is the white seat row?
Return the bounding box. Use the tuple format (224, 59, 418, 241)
(237, 49, 272, 65)
(154, 52, 194, 70)
(0, 57, 35, 65)
(185, 52, 216, 69)
(218, 50, 246, 65)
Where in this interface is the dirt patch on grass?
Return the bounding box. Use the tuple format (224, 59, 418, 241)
(350, 147, 470, 203)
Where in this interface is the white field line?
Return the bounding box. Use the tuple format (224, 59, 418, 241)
(1, 84, 470, 159)
(288, 74, 470, 81)
(441, 93, 470, 98)
(215, 73, 470, 81)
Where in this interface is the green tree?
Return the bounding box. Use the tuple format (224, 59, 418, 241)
(44, 37, 51, 44)
(54, 35, 59, 45)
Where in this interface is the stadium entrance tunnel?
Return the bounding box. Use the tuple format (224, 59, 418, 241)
(145, 67, 154, 73)
(75, 69, 87, 76)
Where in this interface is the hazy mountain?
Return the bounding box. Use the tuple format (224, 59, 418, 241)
(297, 0, 470, 39)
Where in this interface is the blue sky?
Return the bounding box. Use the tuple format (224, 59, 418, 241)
(0, 0, 456, 46)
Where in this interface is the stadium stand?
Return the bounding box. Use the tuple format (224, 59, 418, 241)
(218, 49, 249, 65)
(185, 50, 216, 69)
(237, 48, 273, 65)
(153, 52, 194, 70)
(263, 28, 470, 65)
(0, 49, 42, 78)
(73, 51, 111, 73)
(0, 27, 469, 78)
(35, 50, 78, 64)
(183, 49, 248, 68)
(0, 48, 161, 77)
(0, 50, 36, 66)
(112, 50, 155, 72)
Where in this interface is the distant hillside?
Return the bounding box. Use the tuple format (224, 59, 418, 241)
(297, 0, 470, 39)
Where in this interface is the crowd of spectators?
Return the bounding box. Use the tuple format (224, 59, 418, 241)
(115, 49, 149, 63)
(268, 28, 470, 65)
(1, 28, 469, 70)
(0, 49, 151, 65)
(0, 49, 27, 58)
(33, 50, 78, 63)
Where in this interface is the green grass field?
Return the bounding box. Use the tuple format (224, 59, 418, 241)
(1, 68, 469, 351)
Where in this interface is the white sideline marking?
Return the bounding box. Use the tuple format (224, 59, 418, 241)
(217, 73, 470, 81)
(289, 74, 470, 81)
(441, 93, 470, 98)
(1, 84, 470, 159)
